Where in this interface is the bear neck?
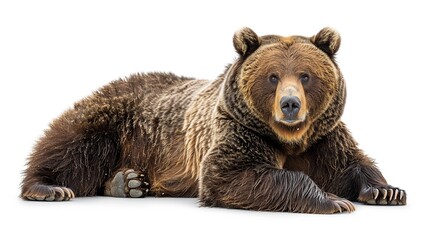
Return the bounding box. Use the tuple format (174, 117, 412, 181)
(217, 61, 346, 155)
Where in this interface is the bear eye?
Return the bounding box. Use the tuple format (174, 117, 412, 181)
(299, 73, 310, 84)
(268, 74, 279, 84)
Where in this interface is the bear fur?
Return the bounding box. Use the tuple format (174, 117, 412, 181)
(21, 27, 406, 213)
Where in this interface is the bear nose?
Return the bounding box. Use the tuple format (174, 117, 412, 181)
(280, 96, 301, 118)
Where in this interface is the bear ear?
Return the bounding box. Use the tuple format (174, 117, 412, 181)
(311, 27, 341, 56)
(233, 27, 261, 57)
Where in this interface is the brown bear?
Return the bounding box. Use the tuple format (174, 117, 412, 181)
(21, 27, 406, 213)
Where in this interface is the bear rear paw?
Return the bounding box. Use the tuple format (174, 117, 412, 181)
(22, 184, 75, 201)
(104, 169, 150, 198)
(358, 185, 406, 205)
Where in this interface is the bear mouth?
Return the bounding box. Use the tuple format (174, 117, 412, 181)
(275, 114, 307, 127)
(278, 118, 306, 127)
(276, 119, 306, 131)
(269, 116, 309, 142)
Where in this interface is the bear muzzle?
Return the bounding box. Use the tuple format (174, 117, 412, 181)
(275, 85, 307, 126)
(280, 96, 301, 121)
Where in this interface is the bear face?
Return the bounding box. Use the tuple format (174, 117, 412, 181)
(231, 27, 344, 143)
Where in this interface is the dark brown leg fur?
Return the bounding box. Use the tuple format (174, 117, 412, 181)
(200, 167, 355, 213)
(356, 163, 407, 205)
(321, 140, 407, 205)
(315, 124, 407, 206)
(199, 122, 355, 214)
(21, 109, 121, 201)
(326, 162, 406, 206)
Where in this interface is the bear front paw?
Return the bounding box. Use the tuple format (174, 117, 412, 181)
(326, 193, 355, 213)
(358, 186, 406, 205)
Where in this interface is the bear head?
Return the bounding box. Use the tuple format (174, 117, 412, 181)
(222, 27, 346, 149)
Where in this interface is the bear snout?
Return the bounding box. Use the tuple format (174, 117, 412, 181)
(280, 96, 301, 120)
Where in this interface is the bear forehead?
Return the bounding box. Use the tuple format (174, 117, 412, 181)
(236, 34, 325, 65)
(241, 36, 338, 82)
(260, 34, 310, 46)
(245, 36, 334, 73)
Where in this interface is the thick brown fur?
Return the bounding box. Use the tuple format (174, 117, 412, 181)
(21, 27, 406, 213)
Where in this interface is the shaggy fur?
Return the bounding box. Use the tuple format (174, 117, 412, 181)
(21, 27, 406, 213)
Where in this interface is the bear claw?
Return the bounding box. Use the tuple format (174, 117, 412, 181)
(327, 193, 355, 213)
(358, 185, 406, 205)
(23, 185, 75, 201)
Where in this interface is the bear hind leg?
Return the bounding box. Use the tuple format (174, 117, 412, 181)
(21, 129, 121, 200)
(103, 168, 150, 198)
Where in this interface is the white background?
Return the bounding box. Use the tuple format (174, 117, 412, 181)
(1, 0, 427, 239)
